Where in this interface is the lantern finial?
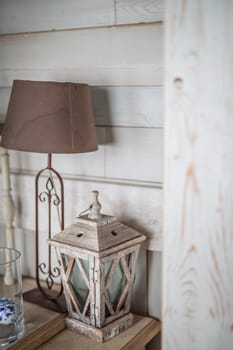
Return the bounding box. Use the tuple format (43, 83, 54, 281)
(88, 190, 102, 220)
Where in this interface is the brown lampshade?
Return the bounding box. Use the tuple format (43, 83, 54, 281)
(1, 80, 98, 154)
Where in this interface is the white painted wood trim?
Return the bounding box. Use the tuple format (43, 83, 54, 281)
(3, 168, 162, 189)
(163, 1, 233, 349)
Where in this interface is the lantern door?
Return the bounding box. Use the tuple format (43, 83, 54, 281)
(58, 249, 94, 325)
(96, 245, 140, 328)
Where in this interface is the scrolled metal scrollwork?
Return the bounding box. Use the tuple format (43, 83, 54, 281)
(39, 191, 48, 203)
(35, 155, 64, 300)
(53, 194, 61, 206)
(52, 265, 61, 278)
(38, 262, 62, 283)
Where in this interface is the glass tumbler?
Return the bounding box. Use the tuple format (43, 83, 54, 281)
(0, 248, 24, 347)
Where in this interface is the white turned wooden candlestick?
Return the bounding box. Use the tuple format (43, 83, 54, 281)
(0, 147, 15, 285)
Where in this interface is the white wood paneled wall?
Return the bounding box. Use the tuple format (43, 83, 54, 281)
(163, 1, 233, 349)
(0, 1, 163, 343)
(0, 2, 164, 250)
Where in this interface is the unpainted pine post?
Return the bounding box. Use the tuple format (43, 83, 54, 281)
(164, 1, 233, 349)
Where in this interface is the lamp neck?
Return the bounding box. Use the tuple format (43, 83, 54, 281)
(47, 153, 52, 169)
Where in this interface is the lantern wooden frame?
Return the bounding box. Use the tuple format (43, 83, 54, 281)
(49, 236, 144, 342)
(48, 192, 146, 342)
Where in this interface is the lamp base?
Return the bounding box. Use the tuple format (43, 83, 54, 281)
(23, 288, 67, 313)
(66, 313, 133, 343)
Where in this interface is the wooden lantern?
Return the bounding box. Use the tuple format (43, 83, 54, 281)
(48, 191, 146, 342)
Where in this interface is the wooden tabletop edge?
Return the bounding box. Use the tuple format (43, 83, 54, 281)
(121, 317, 161, 350)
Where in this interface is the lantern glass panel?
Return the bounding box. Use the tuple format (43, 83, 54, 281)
(61, 254, 90, 312)
(104, 253, 132, 314)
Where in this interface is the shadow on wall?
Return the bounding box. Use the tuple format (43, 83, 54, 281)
(90, 86, 115, 144)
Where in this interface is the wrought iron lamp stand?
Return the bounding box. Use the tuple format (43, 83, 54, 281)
(24, 154, 66, 311)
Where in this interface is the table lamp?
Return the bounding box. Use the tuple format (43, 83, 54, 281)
(0, 80, 98, 309)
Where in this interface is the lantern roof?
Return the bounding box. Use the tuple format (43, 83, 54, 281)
(50, 191, 146, 253)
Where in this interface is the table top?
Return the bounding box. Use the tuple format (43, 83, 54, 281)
(38, 315, 160, 350)
(5, 279, 161, 350)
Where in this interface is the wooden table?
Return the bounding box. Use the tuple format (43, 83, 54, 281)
(5, 279, 160, 350)
(38, 315, 160, 350)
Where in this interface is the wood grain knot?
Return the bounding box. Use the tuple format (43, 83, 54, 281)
(111, 230, 118, 236)
(173, 77, 183, 89)
(189, 244, 197, 253)
(76, 233, 83, 238)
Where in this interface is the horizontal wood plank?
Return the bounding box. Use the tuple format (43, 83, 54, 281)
(0, 0, 163, 35)
(105, 127, 163, 182)
(6, 126, 162, 183)
(91, 86, 163, 127)
(116, 0, 164, 24)
(0, 24, 163, 87)
(0, 85, 163, 127)
(0, 68, 162, 88)
(0, 0, 115, 34)
(7, 130, 105, 178)
(0, 175, 162, 251)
